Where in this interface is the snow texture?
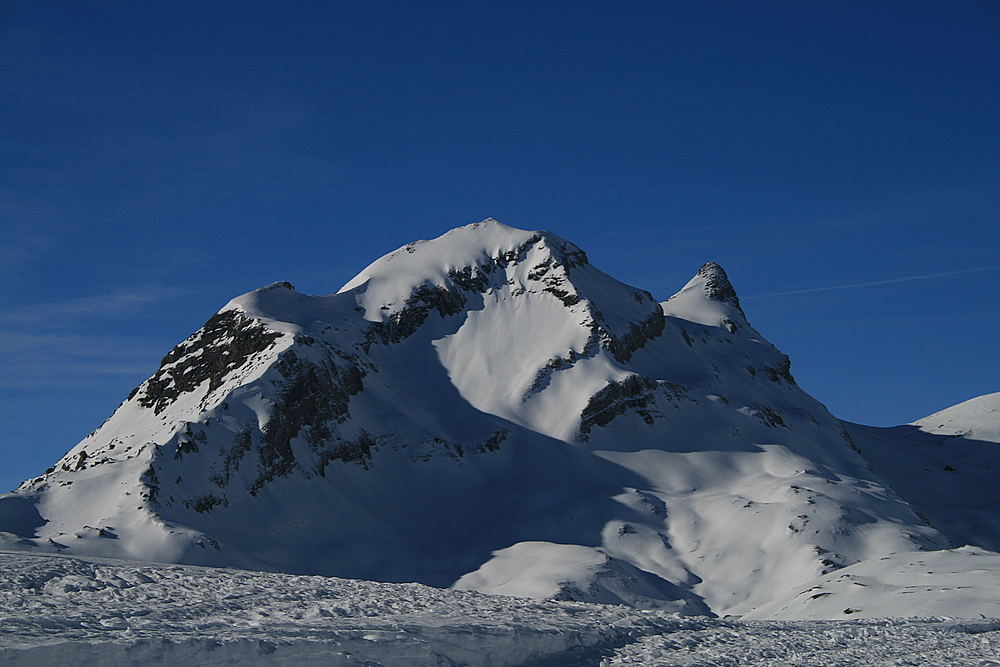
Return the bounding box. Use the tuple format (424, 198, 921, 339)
(1, 550, 998, 667)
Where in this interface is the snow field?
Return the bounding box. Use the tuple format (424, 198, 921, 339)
(601, 619, 1000, 667)
(2, 551, 999, 666)
(0, 550, 691, 665)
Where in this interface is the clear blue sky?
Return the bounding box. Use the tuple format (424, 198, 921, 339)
(2, 0, 997, 493)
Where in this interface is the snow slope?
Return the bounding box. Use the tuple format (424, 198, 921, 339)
(1, 551, 998, 667)
(846, 392, 1000, 552)
(743, 546, 1000, 620)
(915, 392, 1000, 444)
(0, 219, 990, 620)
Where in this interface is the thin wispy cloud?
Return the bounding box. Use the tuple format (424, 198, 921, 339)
(0, 287, 184, 392)
(744, 266, 1000, 300)
(0, 287, 182, 327)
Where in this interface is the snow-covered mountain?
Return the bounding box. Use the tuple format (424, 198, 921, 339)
(0, 219, 992, 619)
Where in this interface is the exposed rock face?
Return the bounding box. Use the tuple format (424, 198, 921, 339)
(363, 283, 469, 348)
(601, 305, 666, 363)
(579, 375, 659, 439)
(249, 345, 366, 492)
(131, 310, 282, 414)
(696, 262, 744, 314)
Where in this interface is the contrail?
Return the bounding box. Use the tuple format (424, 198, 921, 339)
(744, 266, 1000, 299)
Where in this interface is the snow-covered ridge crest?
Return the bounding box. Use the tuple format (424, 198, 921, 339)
(845, 391, 1000, 553)
(331, 219, 666, 366)
(913, 391, 1000, 444)
(338, 218, 572, 297)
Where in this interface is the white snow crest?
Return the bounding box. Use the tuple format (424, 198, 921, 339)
(914, 391, 1000, 444)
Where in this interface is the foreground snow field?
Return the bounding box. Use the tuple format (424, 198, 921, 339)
(1, 551, 998, 666)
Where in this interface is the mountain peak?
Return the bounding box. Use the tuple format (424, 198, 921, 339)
(696, 262, 742, 311)
(464, 216, 505, 229)
(663, 262, 746, 329)
(337, 219, 541, 295)
(334, 220, 597, 324)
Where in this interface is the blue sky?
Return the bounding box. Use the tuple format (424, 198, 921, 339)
(1, 0, 997, 493)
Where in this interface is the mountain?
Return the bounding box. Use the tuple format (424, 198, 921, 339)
(0, 219, 984, 618)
